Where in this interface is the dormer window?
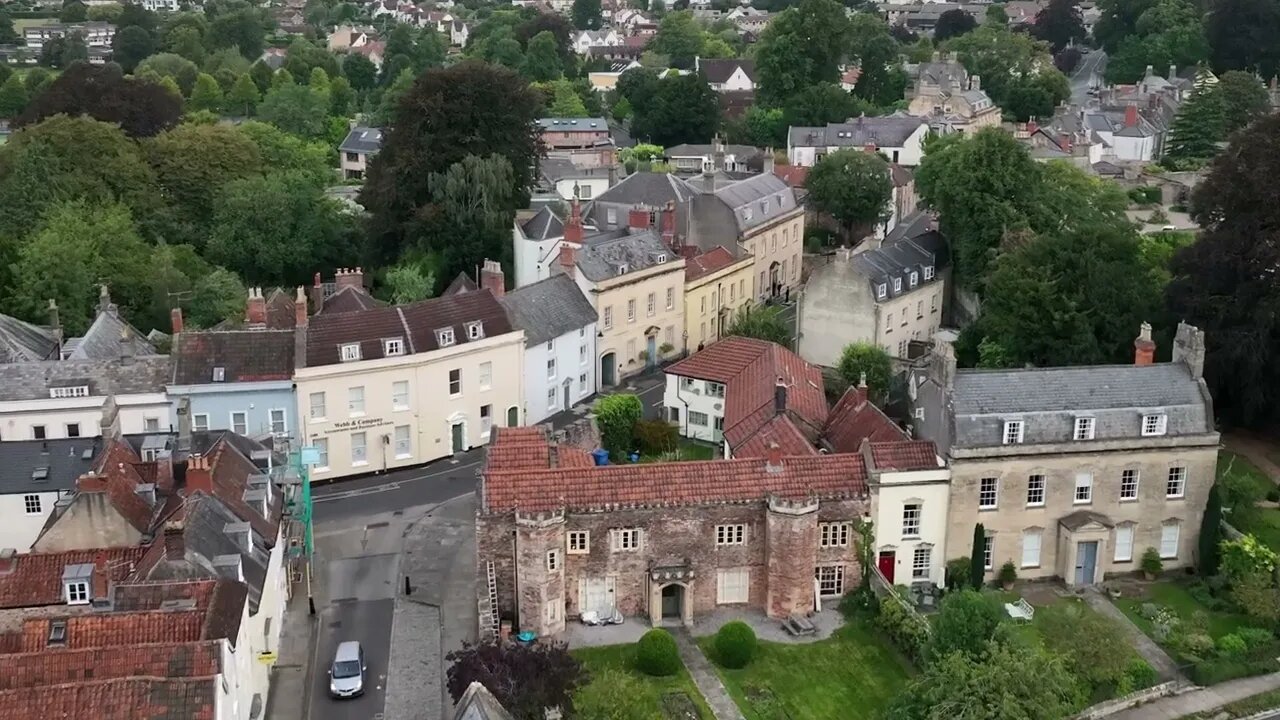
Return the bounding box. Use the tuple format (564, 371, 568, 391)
(1141, 413, 1167, 436)
(923, 265, 935, 281)
(466, 321, 485, 340)
(436, 328, 456, 347)
(62, 563, 93, 605)
(743, 207, 753, 221)
(909, 271, 918, 287)
(340, 343, 361, 362)
(876, 283, 887, 299)
(893, 277, 902, 293)
(49, 385, 89, 399)
(383, 337, 404, 356)
(212, 367, 226, 382)
(616, 263, 629, 275)
(1002, 420, 1024, 445)
(1074, 416, 1095, 440)
(761, 199, 770, 214)
(655, 254, 666, 263)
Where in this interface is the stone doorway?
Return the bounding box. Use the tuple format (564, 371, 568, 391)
(661, 584, 683, 620)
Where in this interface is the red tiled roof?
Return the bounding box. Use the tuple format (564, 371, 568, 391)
(0, 547, 146, 609)
(733, 414, 817, 459)
(0, 676, 217, 720)
(0, 640, 221, 690)
(869, 440, 939, 471)
(19, 610, 206, 652)
(684, 246, 742, 282)
(667, 338, 827, 454)
(773, 165, 809, 188)
(483, 447, 867, 512)
(77, 440, 155, 533)
(822, 386, 908, 453)
(110, 579, 222, 613)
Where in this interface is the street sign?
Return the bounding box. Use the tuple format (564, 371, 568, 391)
(256, 652, 278, 664)
(300, 446, 322, 467)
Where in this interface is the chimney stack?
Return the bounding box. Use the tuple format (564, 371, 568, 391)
(855, 371, 869, 406)
(0, 548, 15, 575)
(660, 201, 677, 251)
(1134, 321, 1156, 366)
(970, 74, 981, 91)
(163, 521, 185, 561)
(628, 206, 651, 230)
(480, 259, 505, 298)
(774, 376, 787, 415)
(245, 288, 266, 327)
(1172, 321, 1206, 379)
(335, 267, 365, 291)
(763, 147, 775, 175)
(564, 198, 584, 243)
(170, 307, 184, 335)
(294, 287, 308, 328)
(1168, 64, 1177, 81)
(764, 443, 783, 473)
(558, 244, 577, 278)
(1124, 105, 1138, 128)
(47, 299, 59, 332)
(184, 454, 213, 495)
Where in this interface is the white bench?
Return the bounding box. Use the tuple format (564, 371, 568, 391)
(1004, 598, 1034, 622)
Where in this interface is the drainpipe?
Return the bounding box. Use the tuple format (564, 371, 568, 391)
(675, 380, 691, 438)
(511, 529, 520, 631)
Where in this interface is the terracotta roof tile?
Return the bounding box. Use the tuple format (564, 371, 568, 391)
(684, 246, 741, 282)
(869, 440, 939, 471)
(733, 415, 817, 459)
(0, 640, 221, 690)
(0, 676, 217, 720)
(19, 610, 206, 652)
(110, 579, 222, 613)
(76, 440, 155, 534)
(0, 547, 146, 610)
(822, 387, 908, 453)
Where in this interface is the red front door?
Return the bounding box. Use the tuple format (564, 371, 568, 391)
(878, 551, 896, 583)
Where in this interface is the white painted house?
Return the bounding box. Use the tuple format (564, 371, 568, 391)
(0, 357, 173, 442)
(513, 206, 578, 289)
(661, 372, 728, 444)
(499, 272, 599, 424)
(787, 115, 930, 167)
(696, 57, 756, 93)
(0, 438, 96, 552)
(868, 450, 951, 586)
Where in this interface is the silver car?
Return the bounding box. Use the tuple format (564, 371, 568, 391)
(328, 641, 366, 699)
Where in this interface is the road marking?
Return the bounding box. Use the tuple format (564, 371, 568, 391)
(313, 460, 483, 502)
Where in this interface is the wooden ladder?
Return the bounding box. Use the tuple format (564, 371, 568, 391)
(481, 560, 500, 641)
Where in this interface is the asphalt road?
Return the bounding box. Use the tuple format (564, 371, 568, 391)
(310, 552, 400, 720)
(1071, 49, 1107, 106)
(312, 448, 486, 525)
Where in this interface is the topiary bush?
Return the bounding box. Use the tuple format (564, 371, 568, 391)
(635, 629, 680, 677)
(714, 621, 757, 669)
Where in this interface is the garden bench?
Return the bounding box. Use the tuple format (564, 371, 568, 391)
(1004, 598, 1034, 622)
(783, 614, 816, 636)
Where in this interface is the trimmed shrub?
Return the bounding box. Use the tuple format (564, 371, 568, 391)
(635, 629, 680, 677)
(1191, 641, 1280, 685)
(874, 593, 929, 661)
(633, 418, 678, 456)
(1267, 489, 1280, 503)
(945, 557, 971, 590)
(1141, 547, 1163, 576)
(714, 621, 757, 669)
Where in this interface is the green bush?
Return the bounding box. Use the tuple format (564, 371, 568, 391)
(945, 557, 971, 590)
(1235, 627, 1276, 649)
(1217, 633, 1248, 658)
(713, 621, 757, 669)
(595, 394, 643, 460)
(1191, 642, 1280, 685)
(1141, 548, 1164, 576)
(874, 593, 930, 661)
(635, 629, 680, 677)
(1127, 186, 1162, 205)
(1123, 658, 1159, 691)
(1267, 489, 1280, 502)
(997, 561, 1018, 586)
(633, 418, 678, 455)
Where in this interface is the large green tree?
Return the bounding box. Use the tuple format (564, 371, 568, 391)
(849, 12, 908, 108)
(257, 82, 330, 139)
(0, 8, 18, 45)
(416, 154, 518, 287)
(1207, 0, 1280, 78)
(18, 63, 181, 138)
(1103, 0, 1208, 84)
(835, 342, 893, 402)
(1163, 85, 1225, 168)
(926, 591, 1004, 663)
(343, 53, 378, 92)
(362, 61, 541, 265)
(1032, 0, 1086, 52)
(236, 120, 331, 181)
(806, 148, 893, 241)
(944, 25, 1069, 120)
(726, 304, 792, 347)
(754, 0, 851, 106)
(136, 52, 201, 95)
(112, 24, 156, 73)
(933, 8, 977, 42)
(1216, 70, 1270, 134)
(572, 0, 602, 30)
(781, 82, 876, 129)
(1165, 114, 1280, 426)
(144, 123, 263, 247)
(522, 30, 563, 82)
(207, 1, 269, 59)
(650, 11, 704, 68)
(629, 71, 720, 146)
(226, 73, 260, 116)
(0, 74, 28, 119)
(188, 72, 224, 112)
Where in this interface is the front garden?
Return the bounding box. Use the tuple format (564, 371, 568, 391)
(1220, 451, 1280, 554)
(595, 394, 719, 464)
(572, 637, 713, 720)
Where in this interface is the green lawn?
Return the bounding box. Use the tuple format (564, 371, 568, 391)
(1114, 581, 1254, 640)
(1218, 452, 1280, 553)
(640, 439, 718, 463)
(572, 644, 714, 720)
(697, 620, 912, 720)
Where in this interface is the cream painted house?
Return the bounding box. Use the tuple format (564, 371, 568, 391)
(682, 246, 754, 351)
(799, 215, 948, 366)
(868, 447, 950, 586)
(557, 210, 686, 388)
(910, 323, 1220, 586)
(0, 357, 173, 442)
(295, 289, 524, 480)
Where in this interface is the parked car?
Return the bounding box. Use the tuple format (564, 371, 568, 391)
(328, 641, 366, 699)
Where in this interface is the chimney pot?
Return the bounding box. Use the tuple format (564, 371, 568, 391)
(1134, 321, 1156, 366)
(480, 259, 505, 298)
(773, 376, 787, 415)
(184, 454, 214, 495)
(294, 287, 308, 328)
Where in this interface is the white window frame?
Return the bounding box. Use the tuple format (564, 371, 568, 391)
(819, 522, 851, 548)
(394, 425, 412, 459)
(666, 287, 674, 310)
(1160, 521, 1180, 559)
(351, 432, 368, 466)
(909, 271, 918, 287)
(893, 277, 902, 293)
(23, 494, 41, 515)
(876, 284, 887, 299)
(547, 357, 557, 380)
(193, 413, 209, 432)
(568, 531, 590, 554)
(383, 337, 404, 356)
(449, 369, 462, 397)
(923, 265, 935, 281)
(902, 503, 921, 538)
(611, 528, 641, 552)
(144, 417, 161, 432)
(466, 321, 484, 340)
(1142, 413, 1168, 436)
(1120, 469, 1140, 501)
(689, 411, 709, 427)
(603, 306, 613, 329)
(1074, 472, 1093, 504)
(313, 438, 329, 470)
(269, 408, 286, 435)
(911, 546, 931, 579)
(716, 568, 750, 604)
(978, 477, 998, 510)
(715, 524, 746, 546)
(309, 392, 326, 421)
(1166, 466, 1186, 498)
(1021, 529, 1042, 568)
(983, 536, 994, 570)
(1114, 524, 1134, 562)
(815, 565, 845, 597)
(647, 292, 655, 317)
(1074, 416, 1095, 441)
(348, 386, 365, 416)
(65, 581, 89, 605)
(1002, 420, 1024, 445)
(1026, 474, 1045, 507)
(479, 361, 493, 391)
(340, 343, 361, 362)
(437, 328, 456, 347)
(627, 299, 636, 322)
(230, 411, 248, 435)
(392, 380, 410, 411)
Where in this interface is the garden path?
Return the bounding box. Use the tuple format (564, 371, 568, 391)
(1082, 588, 1187, 683)
(1109, 671, 1280, 720)
(673, 630, 745, 720)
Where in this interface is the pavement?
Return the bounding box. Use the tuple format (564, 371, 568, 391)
(1110, 671, 1280, 720)
(673, 629, 745, 720)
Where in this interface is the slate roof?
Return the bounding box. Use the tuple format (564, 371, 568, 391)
(482, 433, 868, 513)
(0, 313, 58, 363)
(0, 356, 172, 402)
(684, 246, 742, 282)
(851, 229, 948, 300)
(0, 438, 101, 496)
(698, 58, 755, 84)
(537, 117, 609, 132)
(454, 681, 517, 720)
(590, 172, 697, 209)
(711, 173, 801, 233)
(171, 330, 295, 385)
(304, 289, 514, 367)
(788, 115, 927, 148)
(665, 143, 763, 159)
(338, 125, 382, 154)
(499, 275, 596, 346)
(319, 285, 384, 314)
(0, 547, 147, 609)
(573, 230, 676, 283)
(951, 362, 1213, 447)
(519, 206, 565, 241)
(0, 676, 217, 720)
(63, 310, 155, 361)
(443, 272, 479, 296)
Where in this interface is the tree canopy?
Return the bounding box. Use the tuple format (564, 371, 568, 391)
(726, 304, 792, 347)
(446, 641, 584, 720)
(835, 342, 893, 402)
(933, 9, 977, 42)
(943, 25, 1069, 120)
(1103, 0, 1208, 84)
(1032, 0, 1086, 53)
(805, 149, 894, 241)
(17, 62, 181, 138)
(627, 71, 720, 147)
(754, 0, 851, 106)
